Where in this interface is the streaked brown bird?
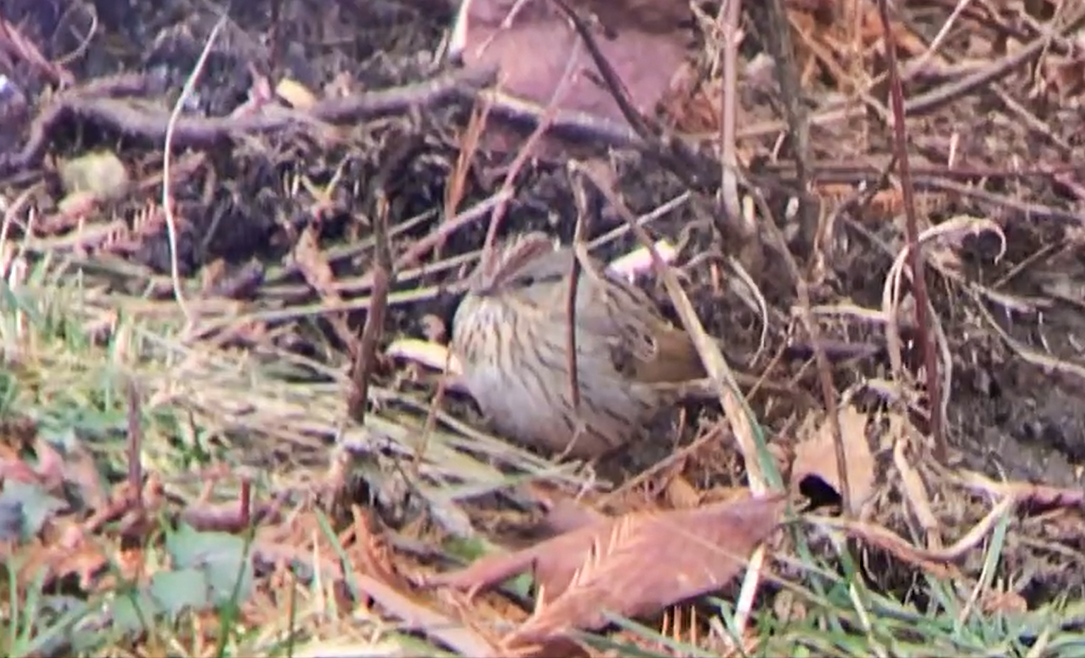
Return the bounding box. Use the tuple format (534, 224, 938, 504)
(450, 232, 707, 458)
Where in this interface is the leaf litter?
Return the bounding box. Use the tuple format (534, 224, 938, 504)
(4, 0, 1085, 656)
(791, 404, 876, 516)
(424, 492, 787, 654)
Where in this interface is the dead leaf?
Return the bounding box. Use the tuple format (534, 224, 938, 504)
(14, 518, 111, 591)
(294, 223, 339, 297)
(604, 239, 676, 281)
(507, 492, 787, 650)
(293, 222, 356, 352)
(362, 569, 503, 656)
(662, 61, 722, 132)
(386, 338, 463, 375)
(661, 476, 702, 509)
(455, 0, 688, 157)
(276, 77, 319, 109)
(429, 492, 787, 651)
(791, 406, 875, 514)
(982, 590, 1028, 615)
(526, 483, 608, 535)
(57, 151, 131, 200)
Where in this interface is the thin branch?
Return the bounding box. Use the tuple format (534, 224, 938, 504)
(875, 0, 945, 460)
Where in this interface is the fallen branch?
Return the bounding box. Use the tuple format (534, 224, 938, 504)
(0, 67, 498, 175)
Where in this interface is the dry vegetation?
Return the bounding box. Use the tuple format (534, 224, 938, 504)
(2, 0, 1085, 656)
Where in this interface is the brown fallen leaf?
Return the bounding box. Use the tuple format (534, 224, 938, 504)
(12, 519, 112, 592)
(791, 406, 876, 514)
(661, 475, 703, 509)
(451, 0, 690, 158)
(293, 221, 357, 354)
(427, 492, 788, 652)
(982, 590, 1028, 615)
(454, 0, 689, 123)
(525, 482, 608, 536)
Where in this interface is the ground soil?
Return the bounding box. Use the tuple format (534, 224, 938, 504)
(5, 0, 1085, 610)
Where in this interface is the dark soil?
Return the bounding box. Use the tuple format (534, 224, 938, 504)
(4, 0, 1085, 613)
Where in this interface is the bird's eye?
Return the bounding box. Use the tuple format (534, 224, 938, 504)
(512, 274, 537, 288)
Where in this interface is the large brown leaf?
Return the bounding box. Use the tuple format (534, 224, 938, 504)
(427, 492, 788, 651)
(452, 0, 690, 158)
